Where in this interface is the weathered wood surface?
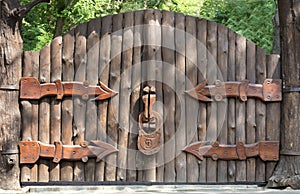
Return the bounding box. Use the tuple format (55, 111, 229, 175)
(235, 34, 246, 182)
(268, 0, 300, 189)
(197, 18, 207, 182)
(255, 47, 266, 182)
(60, 30, 75, 181)
(85, 18, 100, 182)
(18, 10, 281, 184)
(185, 15, 199, 183)
(206, 20, 217, 183)
(38, 45, 51, 182)
(175, 12, 187, 182)
(246, 40, 256, 182)
(50, 37, 63, 182)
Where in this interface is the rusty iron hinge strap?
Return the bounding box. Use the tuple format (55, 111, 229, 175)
(19, 141, 118, 164)
(283, 87, 300, 93)
(20, 77, 118, 101)
(183, 141, 279, 161)
(186, 79, 282, 102)
(0, 85, 19, 91)
(280, 150, 300, 156)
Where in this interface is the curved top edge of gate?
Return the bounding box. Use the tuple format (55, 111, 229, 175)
(39, 9, 271, 56)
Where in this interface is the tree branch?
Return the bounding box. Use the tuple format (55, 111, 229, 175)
(11, 0, 50, 19)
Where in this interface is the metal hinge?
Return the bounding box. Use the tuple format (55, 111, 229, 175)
(183, 141, 279, 161)
(186, 79, 282, 102)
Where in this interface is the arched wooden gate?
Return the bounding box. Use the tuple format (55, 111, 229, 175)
(20, 9, 281, 183)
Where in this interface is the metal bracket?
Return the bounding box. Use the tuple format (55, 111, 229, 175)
(280, 150, 300, 156)
(0, 85, 19, 91)
(20, 77, 117, 101)
(186, 79, 282, 102)
(183, 141, 279, 161)
(283, 87, 300, 93)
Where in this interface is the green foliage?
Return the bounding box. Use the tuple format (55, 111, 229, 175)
(20, 0, 276, 53)
(200, 0, 276, 53)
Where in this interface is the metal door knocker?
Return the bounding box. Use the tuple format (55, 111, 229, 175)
(138, 86, 162, 155)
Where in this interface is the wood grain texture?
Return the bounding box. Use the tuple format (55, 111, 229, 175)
(61, 30, 75, 181)
(96, 15, 112, 182)
(73, 23, 87, 182)
(246, 40, 256, 181)
(38, 45, 51, 182)
(105, 13, 122, 181)
(85, 18, 100, 182)
(175, 13, 187, 182)
(50, 36, 63, 181)
(255, 46, 266, 182)
(206, 21, 217, 183)
(185, 15, 199, 182)
(235, 34, 246, 182)
(197, 18, 207, 182)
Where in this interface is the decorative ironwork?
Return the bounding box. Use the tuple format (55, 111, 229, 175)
(186, 79, 282, 102)
(20, 77, 117, 101)
(183, 141, 279, 161)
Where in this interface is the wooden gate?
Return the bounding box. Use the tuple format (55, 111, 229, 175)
(20, 10, 281, 183)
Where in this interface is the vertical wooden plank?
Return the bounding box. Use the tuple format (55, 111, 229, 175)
(155, 10, 163, 182)
(50, 36, 63, 181)
(185, 15, 199, 182)
(197, 18, 207, 182)
(227, 29, 236, 182)
(117, 12, 133, 182)
(217, 24, 228, 182)
(38, 45, 51, 182)
(73, 23, 87, 182)
(61, 29, 75, 182)
(266, 54, 280, 179)
(105, 13, 122, 181)
(96, 15, 112, 182)
(206, 21, 217, 183)
(246, 40, 256, 182)
(85, 18, 100, 182)
(235, 34, 246, 182)
(21, 51, 38, 182)
(127, 10, 143, 182)
(162, 10, 176, 182)
(255, 46, 266, 182)
(175, 12, 186, 182)
(141, 9, 161, 182)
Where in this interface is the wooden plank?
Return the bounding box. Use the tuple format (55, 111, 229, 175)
(38, 45, 51, 182)
(96, 15, 112, 182)
(246, 40, 256, 182)
(255, 46, 266, 182)
(85, 18, 100, 182)
(117, 12, 133, 182)
(175, 12, 186, 182)
(155, 11, 164, 182)
(127, 10, 144, 182)
(49, 36, 63, 182)
(21, 51, 38, 182)
(266, 54, 280, 179)
(206, 21, 217, 183)
(73, 23, 87, 182)
(235, 34, 246, 182)
(185, 15, 199, 182)
(217, 24, 228, 182)
(61, 29, 75, 182)
(162, 10, 175, 182)
(105, 13, 123, 181)
(141, 9, 161, 182)
(197, 18, 207, 182)
(227, 29, 236, 182)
